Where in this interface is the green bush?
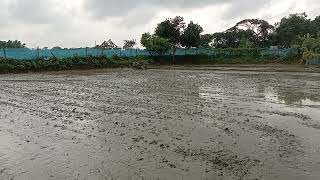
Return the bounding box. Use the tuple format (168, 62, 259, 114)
(0, 56, 151, 74)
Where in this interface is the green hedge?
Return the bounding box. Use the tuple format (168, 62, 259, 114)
(0, 56, 151, 73)
(0, 52, 301, 74)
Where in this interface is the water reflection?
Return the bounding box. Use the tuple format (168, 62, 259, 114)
(266, 90, 320, 106)
(199, 82, 320, 107)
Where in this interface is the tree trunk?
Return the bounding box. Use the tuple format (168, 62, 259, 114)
(171, 46, 177, 65)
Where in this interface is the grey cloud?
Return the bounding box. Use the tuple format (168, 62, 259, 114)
(3, 0, 64, 24)
(83, 0, 230, 25)
(84, 0, 219, 18)
(84, 0, 271, 22)
(222, 0, 270, 19)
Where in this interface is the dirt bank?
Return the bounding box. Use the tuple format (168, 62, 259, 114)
(0, 69, 320, 180)
(149, 64, 320, 73)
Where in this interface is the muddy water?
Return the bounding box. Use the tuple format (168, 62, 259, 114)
(0, 69, 319, 180)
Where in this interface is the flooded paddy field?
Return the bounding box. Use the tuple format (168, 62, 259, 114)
(0, 68, 320, 180)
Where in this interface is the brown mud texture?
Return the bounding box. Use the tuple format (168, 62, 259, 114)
(0, 68, 320, 180)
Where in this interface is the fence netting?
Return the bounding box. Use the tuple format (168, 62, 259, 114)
(0, 48, 297, 60)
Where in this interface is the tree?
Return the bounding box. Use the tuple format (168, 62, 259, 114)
(123, 39, 137, 49)
(0, 40, 26, 48)
(97, 39, 118, 49)
(302, 37, 320, 53)
(311, 16, 320, 37)
(141, 33, 171, 56)
(301, 37, 320, 61)
(239, 37, 255, 48)
(233, 19, 274, 47)
(199, 34, 214, 48)
(180, 21, 203, 48)
(275, 13, 312, 47)
(155, 16, 185, 64)
(51, 46, 62, 50)
(212, 27, 250, 48)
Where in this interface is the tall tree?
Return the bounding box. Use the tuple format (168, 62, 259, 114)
(141, 33, 171, 56)
(212, 27, 250, 48)
(155, 16, 185, 64)
(275, 13, 312, 47)
(233, 19, 274, 47)
(199, 34, 214, 48)
(311, 16, 320, 37)
(123, 39, 137, 49)
(180, 21, 203, 48)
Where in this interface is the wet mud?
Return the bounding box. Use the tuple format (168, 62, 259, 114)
(0, 68, 320, 180)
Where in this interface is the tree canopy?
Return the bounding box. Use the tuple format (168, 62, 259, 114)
(180, 21, 203, 48)
(199, 34, 214, 48)
(140, 33, 171, 56)
(123, 39, 137, 49)
(234, 19, 274, 47)
(97, 39, 118, 49)
(152, 16, 206, 63)
(275, 13, 312, 47)
(155, 16, 185, 47)
(0, 40, 26, 48)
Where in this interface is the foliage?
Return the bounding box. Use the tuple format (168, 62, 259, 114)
(239, 37, 255, 48)
(209, 13, 320, 49)
(301, 37, 320, 60)
(311, 16, 320, 37)
(96, 39, 118, 49)
(140, 33, 171, 56)
(123, 39, 137, 49)
(212, 28, 249, 48)
(155, 16, 185, 46)
(0, 56, 151, 74)
(275, 13, 312, 47)
(0, 40, 26, 48)
(155, 16, 186, 63)
(180, 21, 203, 48)
(51, 46, 63, 50)
(199, 34, 214, 48)
(302, 37, 320, 53)
(234, 19, 274, 47)
(213, 19, 273, 48)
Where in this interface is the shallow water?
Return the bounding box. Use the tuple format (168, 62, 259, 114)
(0, 69, 320, 180)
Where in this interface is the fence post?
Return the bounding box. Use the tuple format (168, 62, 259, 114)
(37, 47, 40, 59)
(51, 52, 56, 58)
(86, 47, 88, 57)
(3, 48, 6, 59)
(119, 49, 122, 56)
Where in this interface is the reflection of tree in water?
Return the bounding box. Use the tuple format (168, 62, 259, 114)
(275, 87, 320, 105)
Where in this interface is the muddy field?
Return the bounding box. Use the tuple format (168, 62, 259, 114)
(0, 68, 320, 180)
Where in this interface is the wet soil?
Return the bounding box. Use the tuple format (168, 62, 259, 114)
(0, 68, 320, 180)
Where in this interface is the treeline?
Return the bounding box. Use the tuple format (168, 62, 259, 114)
(140, 12, 320, 62)
(211, 13, 320, 48)
(0, 40, 26, 48)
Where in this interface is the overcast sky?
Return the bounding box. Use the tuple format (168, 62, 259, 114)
(0, 0, 319, 48)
